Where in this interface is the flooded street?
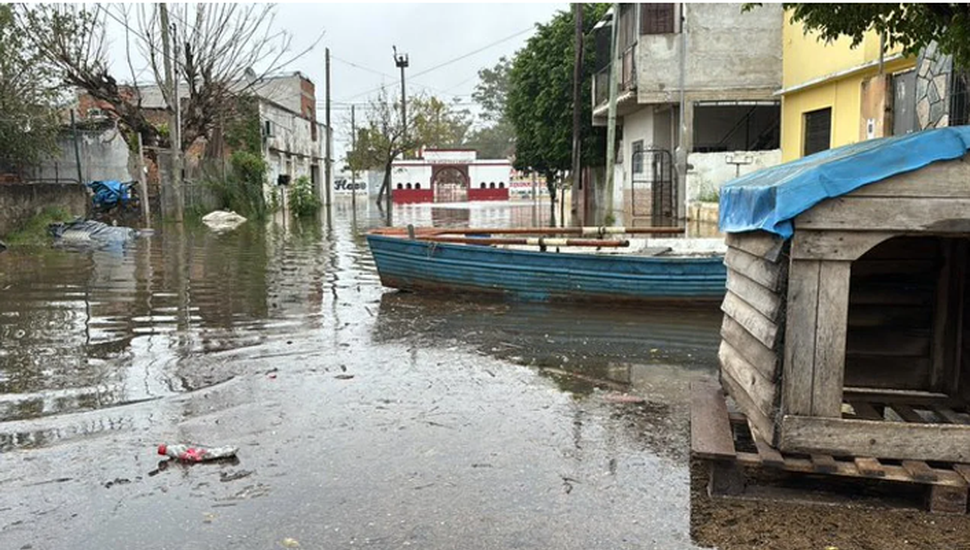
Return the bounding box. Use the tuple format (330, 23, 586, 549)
(0, 201, 722, 549)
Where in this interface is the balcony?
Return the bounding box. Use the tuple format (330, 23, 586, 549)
(592, 44, 638, 122)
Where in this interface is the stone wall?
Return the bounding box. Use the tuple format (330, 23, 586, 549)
(0, 183, 89, 237)
(916, 42, 953, 129)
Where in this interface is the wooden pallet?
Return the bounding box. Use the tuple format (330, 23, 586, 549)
(691, 379, 970, 514)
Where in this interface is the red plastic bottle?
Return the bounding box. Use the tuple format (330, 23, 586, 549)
(157, 443, 238, 462)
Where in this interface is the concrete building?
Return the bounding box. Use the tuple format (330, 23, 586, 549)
(592, 3, 783, 223)
(779, 14, 969, 163)
(76, 72, 329, 204)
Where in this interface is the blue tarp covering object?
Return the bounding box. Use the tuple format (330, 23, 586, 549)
(718, 126, 970, 238)
(87, 180, 136, 211)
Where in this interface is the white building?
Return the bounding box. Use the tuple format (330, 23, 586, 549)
(390, 150, 513, 204)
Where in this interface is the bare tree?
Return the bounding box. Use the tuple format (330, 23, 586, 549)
(17, 3, 320, 152)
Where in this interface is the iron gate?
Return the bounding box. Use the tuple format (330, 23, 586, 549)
(631, 148, 676, 224)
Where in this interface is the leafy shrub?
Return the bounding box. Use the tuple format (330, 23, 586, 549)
(288, 175, 321, 218)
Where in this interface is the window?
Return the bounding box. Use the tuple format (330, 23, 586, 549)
(415, 183, 422, 189)
(480, 182, 486, 188)
(631, 140, 644, 175)
(803, 108, 832, 156)
(498, 182, 505, 189)
(951, 70, 970, 127)
(396, 183, 403, 190)
(640, 3, 676, 35)
(406, 183, 412, 189)
(489, 182, 495, 189)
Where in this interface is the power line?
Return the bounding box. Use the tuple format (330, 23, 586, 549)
(336, 25, 533, 103)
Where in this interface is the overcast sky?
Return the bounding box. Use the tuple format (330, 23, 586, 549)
(105, 3, 565, 164)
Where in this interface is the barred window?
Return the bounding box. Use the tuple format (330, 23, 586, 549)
(640, 3, 675, 35)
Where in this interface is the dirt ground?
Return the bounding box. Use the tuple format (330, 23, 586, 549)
(690, 460, 970, 550)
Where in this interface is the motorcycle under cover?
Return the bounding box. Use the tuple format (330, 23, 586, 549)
(718, 126, 970, 239)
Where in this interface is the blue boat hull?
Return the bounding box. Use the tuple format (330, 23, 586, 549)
(366, 234, 727, 303)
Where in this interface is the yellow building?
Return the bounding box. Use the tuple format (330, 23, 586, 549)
(778, 16, 917, 162)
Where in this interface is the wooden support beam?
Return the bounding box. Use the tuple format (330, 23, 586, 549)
(791, 230, 895, 261)
(797, 197, 970, 232)
(782, 260, 821, 416)
(902, 460, 938, 482)
(849, 401, 883, 421)
(854, 457, 886, 477)
(781, 415, 970, 462)
(812, 261, 851, 417)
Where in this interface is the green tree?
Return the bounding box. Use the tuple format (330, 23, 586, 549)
(465, 57, 515, 160)
(409, 96, 472, 149)
(765, 4, 970, 69)
(345, 89, 475, 203)
(0, 4, 61, 172)
(506, 4, 608, 211)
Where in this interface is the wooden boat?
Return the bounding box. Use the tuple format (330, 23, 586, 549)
(366, 227, 727, 303)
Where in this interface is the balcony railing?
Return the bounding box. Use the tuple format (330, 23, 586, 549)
(593, 44, 637, 108)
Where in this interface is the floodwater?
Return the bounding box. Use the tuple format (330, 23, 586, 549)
(0, 201, 722, 549)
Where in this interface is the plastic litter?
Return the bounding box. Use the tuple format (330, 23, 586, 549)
(202, 210, 247, 232)
(49, 219, 137, 250)
(158, 443, 238, 463)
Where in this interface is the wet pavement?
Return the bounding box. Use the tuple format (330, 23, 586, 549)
(0, 201, 722, 549)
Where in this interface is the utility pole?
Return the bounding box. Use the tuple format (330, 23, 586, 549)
(70, 109, 83, 185)
(159, 4, 183, 223)
(603, 3, 620, 226)
(137, 132, 151, 227)
(350, 104, 357, 219)
(325, 47, 333, 211)
(570, 3, 584, 227)
(392, 46, 409, 227)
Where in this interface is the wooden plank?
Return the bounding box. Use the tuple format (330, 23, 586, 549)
(810, 454, 838, 473)
(843, 357, 931, 391)
(945, 240, 967, 396)
(843, 387, 962, 407)
(846, 329, 932, 357)
(690, 379, 736, 460)
(854, 456, 886, 477)
(724, 247, 785, 292)
(953, 464, 970, 484)
(849, 401, 883, 421)
(851, 236, 944, 260)
(749, 423, 786, 468)
(812, 261, 851, 417)
(721, 290, 779, 350)
(928, 484, 968, 514)
(932, 241, 954, 392)
(720, 367, 775, 445)
(891, 403, 927, 424)
(725, 269, 784, 322)
(791, 230, 894, 261)
(848, 305, 933, 329)
(780, 415, 970, 462)
(796, 197, 970, 232)
(782, 260, 821, 416)
(932, 405, 968, 425)
(902, 459, 939, 482)
(847, 155, 970, 198)
(719, 340, 777, 419)
(725, 232, 786, 264)
(720, 315, 780, 380)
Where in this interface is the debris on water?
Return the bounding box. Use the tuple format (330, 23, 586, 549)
(335, 374, 354, 380)
(201, 210, 247, 232)
(203, 512, 216, 524)
(158, 443, 238, 462)
(104, 478, 131, 489)
(281, 537, 301, 548)
(219, 470, 254, 483)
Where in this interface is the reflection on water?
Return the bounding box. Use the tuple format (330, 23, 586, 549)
(0, 199, 719, 430)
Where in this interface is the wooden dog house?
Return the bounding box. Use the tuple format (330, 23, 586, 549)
(718, 127, 970, 463)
